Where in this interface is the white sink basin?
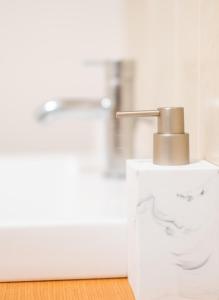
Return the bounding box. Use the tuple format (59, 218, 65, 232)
(0, 155, 128, 282)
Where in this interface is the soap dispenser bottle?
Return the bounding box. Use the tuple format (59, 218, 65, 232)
(117, 107, 219, 300)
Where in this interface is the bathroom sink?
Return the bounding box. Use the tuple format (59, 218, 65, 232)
(0, 155, 128, 282)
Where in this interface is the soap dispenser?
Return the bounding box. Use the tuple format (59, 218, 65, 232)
(117, 107, 219, 300)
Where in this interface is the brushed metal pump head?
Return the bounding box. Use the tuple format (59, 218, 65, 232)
(116, 107, 190, 166)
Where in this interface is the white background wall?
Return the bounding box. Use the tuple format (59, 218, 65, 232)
(0, 0, 126, 156)
(1, 0, 219, 164)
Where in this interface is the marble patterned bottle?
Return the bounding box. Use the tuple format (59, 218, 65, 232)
(116, 107, 219, 300)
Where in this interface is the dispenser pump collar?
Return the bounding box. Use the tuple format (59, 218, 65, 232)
(116, 107, 190, 166)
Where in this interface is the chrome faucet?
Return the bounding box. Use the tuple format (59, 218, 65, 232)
(36, 60, 135, 177)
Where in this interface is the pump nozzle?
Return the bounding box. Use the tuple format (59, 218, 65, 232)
(116, 107, 190, 166)
(116, 110, 160, 118)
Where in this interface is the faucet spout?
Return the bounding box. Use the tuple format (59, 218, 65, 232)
(35, 60, 135, 177)
(37, 98, 112, 121)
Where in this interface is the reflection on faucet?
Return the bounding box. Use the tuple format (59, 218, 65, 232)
(36, 60, 135, 177)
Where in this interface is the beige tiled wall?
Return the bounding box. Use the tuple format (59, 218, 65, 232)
(126, 0, 219, 164)
(200, 0, 219, 164)
(126, 0, 177, 157)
